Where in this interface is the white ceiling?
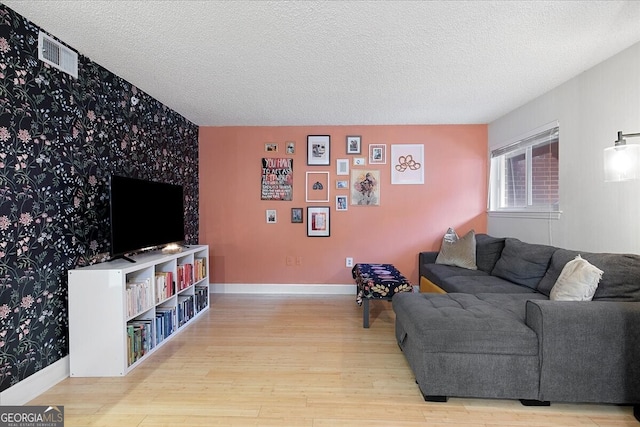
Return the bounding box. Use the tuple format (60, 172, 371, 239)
(4, 1, 640, 127)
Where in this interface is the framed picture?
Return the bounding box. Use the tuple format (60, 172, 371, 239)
(369, 144, 387, 164)
(286, 141, 295, 154)
(336, 195, 348, 211)
(265, 143, 278, 152)
(353, 157, 366, 166)
(351, 169, 380, 206)
(346, 136, 361, 154)
(291, 208, 303, 223)
(266, 209, 277, 223)
(307, 135, 330, 166)
(307, 206, 330, 237)
(305, 171, 330, 202)
(336, 180, 349, 189)
(336, 159, 349, 176)
(391, 144, 424, 185)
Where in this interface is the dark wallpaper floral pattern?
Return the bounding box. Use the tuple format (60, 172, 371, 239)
(0, 5, 199, 392)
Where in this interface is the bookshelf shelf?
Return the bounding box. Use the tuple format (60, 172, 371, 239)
(68, 245, 209, 377)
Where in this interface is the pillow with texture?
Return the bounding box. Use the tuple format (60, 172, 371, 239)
(550, 255, 604, 301)
(435, 230, 477, 270)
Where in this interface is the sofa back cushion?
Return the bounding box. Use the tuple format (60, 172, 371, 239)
(491, 238, 557, 290)
(475, 234, 506, 273)
(538, 248, 640, 301)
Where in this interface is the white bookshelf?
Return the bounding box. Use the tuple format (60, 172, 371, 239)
(68, 245, 209, 377)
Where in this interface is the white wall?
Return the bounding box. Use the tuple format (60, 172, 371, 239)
(488, 41, 640, 253)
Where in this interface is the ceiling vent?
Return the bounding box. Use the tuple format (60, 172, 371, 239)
(38, 31, 78, 78)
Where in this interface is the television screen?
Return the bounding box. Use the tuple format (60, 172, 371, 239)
(109, 175, 185, 258)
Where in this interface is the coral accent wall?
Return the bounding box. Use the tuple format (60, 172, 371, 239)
(199, 125, 487, 286)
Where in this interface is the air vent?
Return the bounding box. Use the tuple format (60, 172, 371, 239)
(38, 31, 78, 78)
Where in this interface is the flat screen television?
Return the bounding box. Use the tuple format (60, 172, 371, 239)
(109, 175, 185, 260)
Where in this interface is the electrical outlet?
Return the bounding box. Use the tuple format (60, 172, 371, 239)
(296, 256, 303, 266)
(286, 256, 293, 266)
(346, 257, 354, 268)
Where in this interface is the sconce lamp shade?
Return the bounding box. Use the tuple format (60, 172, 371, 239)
(604, 143, 640, 182)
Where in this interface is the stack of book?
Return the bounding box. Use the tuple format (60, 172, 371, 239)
(176, 263, 193, 291)
(195, 286, 208, 312)
(155, 271, 174, 303)
(177, 295, 194, 326)
(125, 279, 152, 318)
(194, 258, 207, 282)
(126, 319, 153, 366)
(155, 307, 176, 343)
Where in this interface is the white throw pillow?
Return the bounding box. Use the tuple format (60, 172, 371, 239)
(550, 255, 603, 301)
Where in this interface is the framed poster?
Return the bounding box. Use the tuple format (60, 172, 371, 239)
(305, 171, 330, 202)
(307, 206, 330, 237)
(351, 169, 380, 206)
(261, 158, 293, 200)
(346, 135, 361, 154)
(391, 144, 424, 184)
(307, 135, 331, 165)
(336, 180, 349, 189)
(369, 144, 386, 164)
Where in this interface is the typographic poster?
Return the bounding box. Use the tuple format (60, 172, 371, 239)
(261, 158, 293, 200)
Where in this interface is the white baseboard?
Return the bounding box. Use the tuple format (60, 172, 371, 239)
(0, 356, 69, 405)
(210, 283, 356, 295)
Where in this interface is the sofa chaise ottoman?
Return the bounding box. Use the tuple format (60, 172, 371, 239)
(392, 232, 640, 409)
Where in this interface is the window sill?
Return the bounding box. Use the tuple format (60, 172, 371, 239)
(487, 210, 562, 220)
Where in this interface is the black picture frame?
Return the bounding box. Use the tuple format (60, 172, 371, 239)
(307, 135, 331, 166)
(346, 135, 361, 154)
(307, 206, 330, 237)
(291, 208, 303, 223)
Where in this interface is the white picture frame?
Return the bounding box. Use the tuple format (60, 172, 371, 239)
(336, 159, 349, 175)
(305, 171, 330, 202)
(266, 209, 277, 223)
(369, 144, 387, 164)
(336, 195, 348, 211)
(391, 144, 424, 185)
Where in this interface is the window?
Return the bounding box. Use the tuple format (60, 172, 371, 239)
(488, 123, 560, 218)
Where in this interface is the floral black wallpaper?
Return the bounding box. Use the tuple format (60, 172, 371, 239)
(0, 5, 199, 392)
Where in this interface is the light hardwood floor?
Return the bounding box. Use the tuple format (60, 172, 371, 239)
(30, 294, 637, 426)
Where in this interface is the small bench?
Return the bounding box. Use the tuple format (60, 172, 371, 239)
(352, 263, 413, 328)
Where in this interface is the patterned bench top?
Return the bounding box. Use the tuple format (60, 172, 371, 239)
(353, 263, 413, 306)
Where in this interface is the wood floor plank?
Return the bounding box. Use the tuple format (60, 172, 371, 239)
(28, 294, 636, 426)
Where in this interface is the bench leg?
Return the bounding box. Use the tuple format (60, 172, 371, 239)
(363, 299, 370, 328)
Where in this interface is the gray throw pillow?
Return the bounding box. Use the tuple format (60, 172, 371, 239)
(491, 238, 556, 289)
(435, 230, 477, 270)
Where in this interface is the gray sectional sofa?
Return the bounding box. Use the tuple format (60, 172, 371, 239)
(392, 233, 640, 411)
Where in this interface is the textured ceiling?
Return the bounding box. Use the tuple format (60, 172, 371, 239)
(4, 1, 640, 126)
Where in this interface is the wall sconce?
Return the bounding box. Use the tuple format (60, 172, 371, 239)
(604, 131, 640, 182)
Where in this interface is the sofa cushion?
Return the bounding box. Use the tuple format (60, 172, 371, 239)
(438, 275, 538, 294)
(539, 248, 640, 301)
(475, 234, 506, 273)
(422, 263, 489, 287)
(549, 255, 603, 301)
(491, 238, 557, 290)
(392, 293, 539, 356)
(435, 230, 477, 270)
